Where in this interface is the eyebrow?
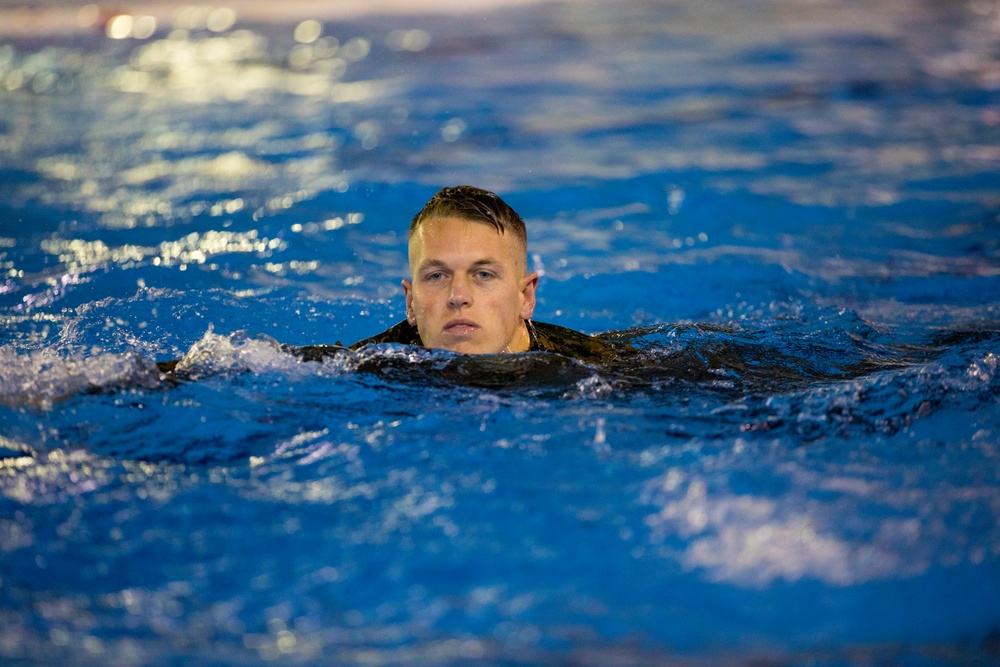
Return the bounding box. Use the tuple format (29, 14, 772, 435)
(417, 258, 503, 273)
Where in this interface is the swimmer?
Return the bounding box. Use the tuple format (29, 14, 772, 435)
(158, 185, 620, 376)
(298, 185, 621, 361)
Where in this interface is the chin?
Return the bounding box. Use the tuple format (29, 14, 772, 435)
(443, 339, 501, 355)
(450, 344, 494, 355)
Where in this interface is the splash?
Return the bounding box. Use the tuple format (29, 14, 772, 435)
(0, 346, 162, 410)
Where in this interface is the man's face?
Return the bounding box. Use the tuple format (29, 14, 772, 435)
(402, 216, 537, 354)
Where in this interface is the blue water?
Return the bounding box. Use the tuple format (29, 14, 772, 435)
(2, 1, 1000, 665)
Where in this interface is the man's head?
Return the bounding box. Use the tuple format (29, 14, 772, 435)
(402, 186, 538, 354)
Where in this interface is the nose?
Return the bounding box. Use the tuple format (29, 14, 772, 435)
(448, 275, 472, 309)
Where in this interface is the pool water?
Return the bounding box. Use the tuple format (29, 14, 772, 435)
(2, 1, 1000, 664)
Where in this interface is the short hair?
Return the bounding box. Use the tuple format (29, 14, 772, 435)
(409, 185, 527, 252)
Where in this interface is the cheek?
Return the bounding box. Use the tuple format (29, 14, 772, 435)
(490, 288, 521, 320)
(411, 288, 438, 314)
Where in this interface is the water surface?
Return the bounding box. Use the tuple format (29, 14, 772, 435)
(2, 1, 1000, 665)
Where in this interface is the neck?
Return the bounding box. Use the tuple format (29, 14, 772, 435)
(503, 320, 531, 353)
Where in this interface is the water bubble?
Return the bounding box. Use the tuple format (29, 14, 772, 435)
(133, 16, 157, 40)
(354, 120, 382, 149)
(386, 29, 431, 52)
(31, 70, 57, 94)
(206, 8, 237, 33)
(106, 15, 133, 40)
(668, 187, 685, 214)
(341, 37, 370, 62)
(5, 69, 23, 91)
(293, 20, 322, 45)
(288, 44, 313, 68)
(441, 118, 467, 142)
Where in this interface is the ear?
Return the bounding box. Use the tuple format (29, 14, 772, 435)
(402, 279, 416, 325)
(519, 272, 538, 320)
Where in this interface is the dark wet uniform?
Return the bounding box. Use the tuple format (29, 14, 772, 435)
(157, 320, 624, 377)
(292, 320, 623, 364)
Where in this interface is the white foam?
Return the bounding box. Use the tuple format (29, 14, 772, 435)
(172, 326, 312, 380)
(0, 346, 161, 410)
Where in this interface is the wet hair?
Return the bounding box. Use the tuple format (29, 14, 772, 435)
(409, 185, 527, 252)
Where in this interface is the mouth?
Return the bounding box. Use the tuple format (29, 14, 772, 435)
(443, 319, 480, 336)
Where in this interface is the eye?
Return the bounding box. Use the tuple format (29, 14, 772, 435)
(475, 270, 495, 280)
(423, 271, 444, 282)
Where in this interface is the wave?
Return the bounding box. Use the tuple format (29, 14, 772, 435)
(0, 346, 162, 410)
(2, 323, 998, 410)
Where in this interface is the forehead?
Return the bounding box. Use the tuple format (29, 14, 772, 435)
(409, 216, 523, 263)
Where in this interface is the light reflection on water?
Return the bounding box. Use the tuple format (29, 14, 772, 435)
(1, 1, 1000, 665)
